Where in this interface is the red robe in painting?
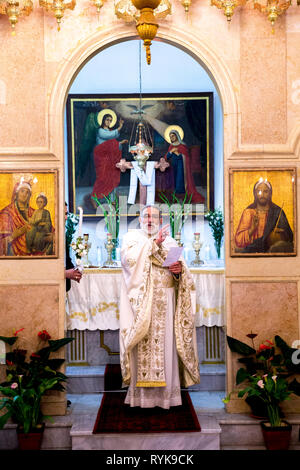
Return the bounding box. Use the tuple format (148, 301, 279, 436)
(0, 202, 35, 256)
(92, 139, 122, 199)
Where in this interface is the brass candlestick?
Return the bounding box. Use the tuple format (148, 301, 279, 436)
(191, 232, 204, 266)
(104, 233, 117, 267)
(175, 232, 183, 247)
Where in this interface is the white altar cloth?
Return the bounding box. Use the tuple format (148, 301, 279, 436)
(66, 267, 225, 331)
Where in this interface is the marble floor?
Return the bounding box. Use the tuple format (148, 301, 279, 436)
(67, 391, 226, 451)
(66, 390, 226, 416)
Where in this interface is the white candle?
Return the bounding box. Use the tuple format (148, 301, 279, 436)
(78, 206, 83, 236)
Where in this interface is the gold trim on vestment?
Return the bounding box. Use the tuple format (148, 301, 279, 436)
(136, 381, 167, 387)
(120, 238, 154, 386)
(120, 233, 201, 390)
(174, 262, 201, 387)
(136, 241, 169, 386)
(161, 277, 175, 288)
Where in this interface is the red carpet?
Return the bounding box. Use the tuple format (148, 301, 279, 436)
(93, 364, 201, 434)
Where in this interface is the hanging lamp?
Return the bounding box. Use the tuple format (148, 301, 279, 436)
(128, 40, 154, 169)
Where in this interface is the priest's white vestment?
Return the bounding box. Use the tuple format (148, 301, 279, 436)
(119, 229, 200, 409)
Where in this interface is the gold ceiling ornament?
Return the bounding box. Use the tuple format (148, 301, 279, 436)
(39, 0, 76, 31)
(253, 0, 291, 32)
(91, 0, 105, 17)
(130, 0, 163, 65)
(211, 0, 247, 21)
(181, 0, 192, 13)
(0, 0, 33, 33)
(114, 0, 170, 22)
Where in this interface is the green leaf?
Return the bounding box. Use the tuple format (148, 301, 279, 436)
(36, 346, 51, 359)
(0, 386, 18, 397)
(270, 354, 283, 366)
(275, 335, 300, 373)
(0, 336, 18, 346)
(48, 337, 74, 352)
(0, 398, 12, 411)
(275, 335, 290, 351)
(236, 368, 250, 385)
(38, 378, 59, 395)
(288, 379, 300, 397)
(222, 392, 232, 403)
(227, 336, 256, 356)
(46, 358, 65, 370)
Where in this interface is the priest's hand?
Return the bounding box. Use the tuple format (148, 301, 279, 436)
(155, 224, 169, 245)
(168, 261, 182, 274)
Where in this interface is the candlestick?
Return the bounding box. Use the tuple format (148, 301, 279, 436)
(104, 233, 117, 267)
(78, 206, 83, 236)
(175, 232, 183, 247)
(191, 232, 204, 266)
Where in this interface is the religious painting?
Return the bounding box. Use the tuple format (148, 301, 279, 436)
(0, 170, 58, 258)
(229, 168, 297, 257)
(66, 93, 214, 217)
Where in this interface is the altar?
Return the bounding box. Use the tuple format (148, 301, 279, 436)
(66, 266, 225, 366)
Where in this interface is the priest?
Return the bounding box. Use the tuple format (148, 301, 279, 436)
(119, 204, 200, 409)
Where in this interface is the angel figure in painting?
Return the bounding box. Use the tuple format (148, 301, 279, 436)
(77, 108, 128, 208)
(92, 109, 128, 203)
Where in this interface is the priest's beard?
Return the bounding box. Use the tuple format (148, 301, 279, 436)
(140, 219, 160, 237)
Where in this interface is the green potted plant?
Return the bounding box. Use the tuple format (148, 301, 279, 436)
(204, 207, 224, 259)
(0, 328, 74, 450)
(224, 333, 300, 450)
(159, 191, 192, 238)
(92, 193, 120, 259)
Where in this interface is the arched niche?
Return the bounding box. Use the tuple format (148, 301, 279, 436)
(48, 25, 238, 163)
(49, 25, 238, 382)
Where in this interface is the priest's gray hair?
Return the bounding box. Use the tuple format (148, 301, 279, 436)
(140, 204, 162, 219)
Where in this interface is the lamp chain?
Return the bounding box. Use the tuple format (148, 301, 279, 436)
(139, 39, 142, 119)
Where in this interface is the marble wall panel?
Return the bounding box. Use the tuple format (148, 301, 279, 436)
(230, 281, 298, 344)
(227, 281, 300, 413)
(0, 284, 60, 345)
(0, 283, 66, 414)
(240, 10, 287, 144)
(0, 13, 46, 148)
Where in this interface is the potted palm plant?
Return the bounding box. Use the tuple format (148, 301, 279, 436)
(92, 193, 120, 259)
(159, 191, 192, 239)
(0, 328, 74, 450)
(224, 334, 300, 450)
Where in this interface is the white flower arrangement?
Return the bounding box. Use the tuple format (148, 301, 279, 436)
(70, 237, 88, 261)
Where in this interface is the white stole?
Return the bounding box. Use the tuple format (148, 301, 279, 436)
(128, 161, 156, 205)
